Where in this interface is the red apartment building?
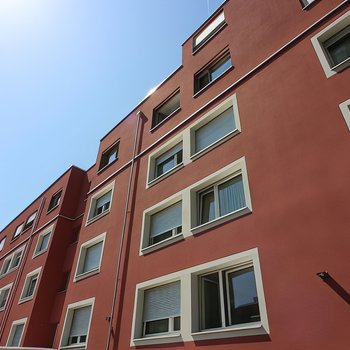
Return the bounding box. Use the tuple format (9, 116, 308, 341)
(0, 0, 349, 349)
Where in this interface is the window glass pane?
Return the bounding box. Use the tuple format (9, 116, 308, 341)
(200, 272, 222, 330)
(26, 276, 38, 297)
(0, 288, 10, 308)
(0, 237, 6, 251)
(143, 281, 180, 322)
(10, 324, 24, 346)
(326, 28, 350, 66)
(14, 223, 24, 238)
(82, 242, 103, 273)
(218, 175, 245, 216)
(145, 319, 169, 335)
(227, 267, 260, 325)
(195, 107, 235, 153)
(200, 190, 215, 224)
(69, 306, 92, 338)
(210, 55, 231, 80)
(93, 191, 111, 216)
(150, 202, 182, 239)
(194, 11, 225, 48)
(39, 233, 50, 252)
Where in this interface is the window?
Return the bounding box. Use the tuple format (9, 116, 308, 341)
(1, 248, 24, 276)
(339, 99, 350, 131)
(198, 175, 246, 225)
(87, 182, 114, 224)
(141, 198, 183, 253)
(152, 90, 180, 128)
(75, 233, 106, 281)
(193, 106, 237, 155)
(149, 202, 182, 247)
(60, 298, 94, 349)
(152, 143, 183, 182)
(99, 141, 119, 170)
(131, 249, 269, 346)
(200, 266, 260, 330)
(19, 267, 41, 302)
(13, 223, 24, 240)
(193, 11, 225, 51)
(299, 0, 315, 8)
(6, 318, 27, 347)
(33, 225, 53, 257)
(142, 282, 180, 336)
(0, 283, 12, 310)
(190, 157, 251, 232)
(22, 211, 37, 231)
(48, 190, 62, 212)
(311, 10, 350, 77)
(194, 51, 232, 93)
(0, 237, 6, 251)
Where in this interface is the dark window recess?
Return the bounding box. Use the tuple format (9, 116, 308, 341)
(71, 227, 81, 244)
(99, 142, 119, 170)
(48, 191, 62, 211)
(194, 52, 232, 93)
(323, 24, 350, 68)
(152, 90, 180, 128)
(58, 271, 70, 292)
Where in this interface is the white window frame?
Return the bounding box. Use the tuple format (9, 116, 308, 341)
(311, 9, 350, 78)
(146, 93, 241, 188)
(6, 317, 27, 347)
(131, 248, 269, 346)
(0, 282, 13, 311)
(0, 236, 6, 251)
(19, 267, 42, 303)
(339, 98, 350, 131)
(140, 196, 184, 254)
(0, 247, 25, 277)
(59, 297, 95, 349)
(141, 157, 251, 255)
(189, 157, 252, 234)
(74, 232, 106, 281)
(300, 0, 316, 9)
(33, 224, 54, 258)
(193, 11, 226, 52)
(189, 93, 241, 159)
(147, 135, 185, 187)
(86, 181, 115, 225)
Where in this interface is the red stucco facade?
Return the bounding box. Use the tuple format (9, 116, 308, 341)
(0, 1, 349, 349)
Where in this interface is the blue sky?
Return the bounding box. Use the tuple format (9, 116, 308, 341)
(0, 0, 225, 230)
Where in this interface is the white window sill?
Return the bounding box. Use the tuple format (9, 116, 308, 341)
(190, 129, 240, 161)
(86, 210, 110, 226)
(192, 206, 251, 235)
(32, 249, 48, 259)
(191, 321, 267, 341)
(140, 234, 184, 255)
(59, 345, 86, 350)
(74, 268, 100, 282)
(147, 163, 184, 188)
(133, 332, 182, 346)
(18, 295, 34, 304)
(330, 56, 350, 74)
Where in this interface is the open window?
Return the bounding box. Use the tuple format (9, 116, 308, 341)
(152, 90, 180, 128)
(99, 141, 119, 171)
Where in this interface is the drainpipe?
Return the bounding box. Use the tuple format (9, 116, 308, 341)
(105, 111, 143, 350)
(0, 197, 45, 341)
